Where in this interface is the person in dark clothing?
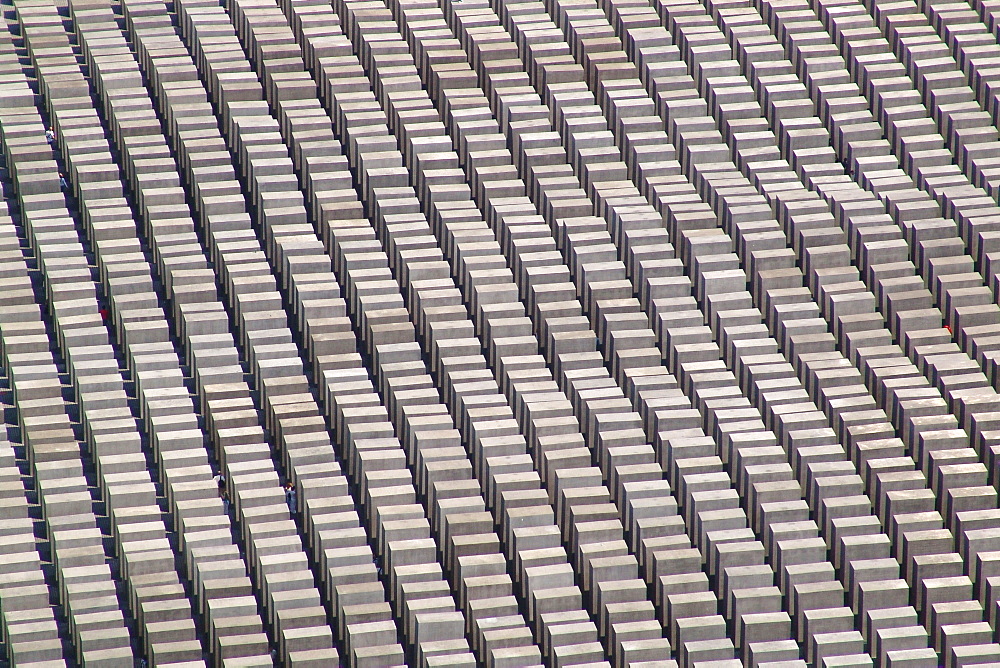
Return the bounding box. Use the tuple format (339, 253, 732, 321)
(214, 472, 229, 514)
(284, 480, 297, 515)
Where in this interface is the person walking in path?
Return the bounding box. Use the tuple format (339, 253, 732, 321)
(215, 472, 229, 514)
(284, 480, 297, 516)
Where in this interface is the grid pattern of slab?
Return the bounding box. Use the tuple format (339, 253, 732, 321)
(2, 0, 1000, 664)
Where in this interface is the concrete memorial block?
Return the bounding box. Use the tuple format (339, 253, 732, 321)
(21, 0, 1000, 656)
